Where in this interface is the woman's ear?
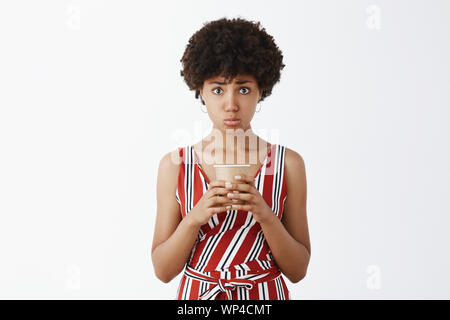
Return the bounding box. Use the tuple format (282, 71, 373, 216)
(198, 88, 204, 104)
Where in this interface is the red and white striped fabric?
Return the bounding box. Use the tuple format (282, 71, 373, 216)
(175, 143, 290, 300)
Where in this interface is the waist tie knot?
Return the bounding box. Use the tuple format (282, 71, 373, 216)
(184, 265, 280, 300)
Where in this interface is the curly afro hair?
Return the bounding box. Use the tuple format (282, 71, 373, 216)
(180, 17, 285, 105)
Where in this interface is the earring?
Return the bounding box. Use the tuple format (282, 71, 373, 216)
(255, 103, 262, 113)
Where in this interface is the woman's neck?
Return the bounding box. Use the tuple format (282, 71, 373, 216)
(206, 125, 260, 149)
(198, 131, 269, 165)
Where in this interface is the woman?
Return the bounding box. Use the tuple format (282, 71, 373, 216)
(151, 17, 310, 300)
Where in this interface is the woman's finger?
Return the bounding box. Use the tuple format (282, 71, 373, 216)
(208, 187, 235, 199)
(224, 182, 252, 193)
(229, 203, 253, 211)
(209, 205, 231, 214)
(227, 191, 255, 202)
(234, 175, 255, 186)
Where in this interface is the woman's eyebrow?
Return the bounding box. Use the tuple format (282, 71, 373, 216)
(208, 80, 253, 85)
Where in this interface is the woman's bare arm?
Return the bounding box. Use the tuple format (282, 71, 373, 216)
(151, 150, 201, 283)
(258, 148, 311, 283)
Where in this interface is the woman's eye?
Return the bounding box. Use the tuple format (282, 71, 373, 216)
(212, 88, 223, 94)
(240, 87, 250, 94)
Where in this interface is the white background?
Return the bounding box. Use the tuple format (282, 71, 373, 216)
(0, 0, 449, 299)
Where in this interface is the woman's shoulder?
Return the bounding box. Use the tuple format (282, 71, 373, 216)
(282, 145, 306, 177)
(282, 146, 304, 164)
(158, 147, 184, 173)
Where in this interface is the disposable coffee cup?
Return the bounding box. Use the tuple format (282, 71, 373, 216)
(214, 164, 251, 205)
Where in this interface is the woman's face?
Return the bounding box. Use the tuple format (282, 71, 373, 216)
(199, 74, 262, 132)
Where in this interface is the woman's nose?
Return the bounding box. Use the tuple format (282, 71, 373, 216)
(224, 91, 239, 111)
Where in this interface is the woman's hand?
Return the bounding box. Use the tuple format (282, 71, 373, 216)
(224, 175, 274, 224)
(188, 180, 234, 227)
